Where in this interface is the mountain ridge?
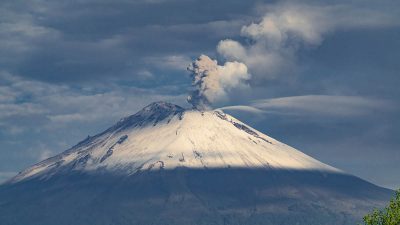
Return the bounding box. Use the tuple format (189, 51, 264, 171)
(9, 101, 340, 184)
(0, 101, 393, 225)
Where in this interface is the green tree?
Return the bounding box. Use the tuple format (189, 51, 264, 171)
(362, 189, 400, 225)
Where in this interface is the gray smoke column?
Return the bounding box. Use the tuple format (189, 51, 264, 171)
(187, 55, 250, 110)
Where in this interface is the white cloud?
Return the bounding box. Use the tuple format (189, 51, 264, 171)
(217, 105, 264, 114)
(39, 149, 53, 161)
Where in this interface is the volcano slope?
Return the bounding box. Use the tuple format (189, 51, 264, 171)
(0, 102, 393, 225)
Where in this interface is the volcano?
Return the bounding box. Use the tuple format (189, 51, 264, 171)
(0, 102, 393, 225)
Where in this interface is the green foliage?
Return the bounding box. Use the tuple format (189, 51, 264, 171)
(362, 189, 400, 225)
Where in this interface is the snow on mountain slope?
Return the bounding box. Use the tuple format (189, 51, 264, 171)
(10, 102, 340, 183)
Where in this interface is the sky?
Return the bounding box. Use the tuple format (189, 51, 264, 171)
(0, 0, 399, 188)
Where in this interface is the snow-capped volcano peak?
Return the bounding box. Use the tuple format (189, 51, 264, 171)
(132, 101, 184, 119)
(10, 102, 340, 183)
(3, 101, 392, 225)
(105, 101, 185, 132)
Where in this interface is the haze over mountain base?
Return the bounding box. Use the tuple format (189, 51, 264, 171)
(0, 102, 393, 225)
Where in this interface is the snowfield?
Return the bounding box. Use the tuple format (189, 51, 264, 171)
(11, 102, 340, 183)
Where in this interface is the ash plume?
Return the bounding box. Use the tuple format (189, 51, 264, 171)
(187, 55, 250, 110)
(187, 3, 351, 110)
(217, 3, 338, 81)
